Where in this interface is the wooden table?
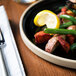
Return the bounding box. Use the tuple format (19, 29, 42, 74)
(0, 0, 76, 76)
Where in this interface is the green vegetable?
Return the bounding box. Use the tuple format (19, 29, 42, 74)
(35, 26, 47, 33)
(60, 21, 73, 28)
(58, 5, 68, 10)
(59, 6, 63, 10)
(69, 9, 76, 14)
(44, 28, 76, 35)
(70, 43, 76, 51)
(59, 15, 76, 24)
(58, 6, 76, 14)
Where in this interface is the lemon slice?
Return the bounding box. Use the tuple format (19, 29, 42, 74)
(34, 10, 60, 28)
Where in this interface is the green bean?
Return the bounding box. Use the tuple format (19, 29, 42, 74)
(44, 28, 76, 35)
(69, 9, 76, 14)
(60, 21, 73, 28)
(70, 43, 76, 51)
(59, 15, 76, 24)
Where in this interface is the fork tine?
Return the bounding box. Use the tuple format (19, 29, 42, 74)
(0, 29, 5, 48)
(0, 29, 3, 41)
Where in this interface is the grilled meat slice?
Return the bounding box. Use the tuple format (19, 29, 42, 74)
(67, 25, 76, 30)
(45, 35, 65, 53)
(66, 34, 75, 44)
(45, 36, 58, 53)
(67, 25, 76, 44)
(69, 0, 76, 3)
(34, 31, 51, 44)
(58, 36, 70, 53)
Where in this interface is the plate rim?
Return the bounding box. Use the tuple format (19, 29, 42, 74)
(19, 0, 76, 69)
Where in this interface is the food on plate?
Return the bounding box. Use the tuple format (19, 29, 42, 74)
(44, 28, 76, 35)
(58, 36, 70, 53)
(33, 1, 76, 59)
(34, 31, 51, 44)
(45, 35, 59, 53)
(66, 26, 76, 44)
(45, 35, 66, 53)
(59, 21, 73, 28)
(59, 15, 76, 24)
(70, 43, 76, 51)
(34, 10, 60, 29)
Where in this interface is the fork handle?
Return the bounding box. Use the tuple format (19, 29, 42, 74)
(0, 50, 7, 76)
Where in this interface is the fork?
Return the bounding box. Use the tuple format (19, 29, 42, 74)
(0, 29, 5, 48)
(0, 28, 7, 76)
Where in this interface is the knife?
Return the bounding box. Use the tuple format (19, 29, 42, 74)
(0, 28, 7, 76)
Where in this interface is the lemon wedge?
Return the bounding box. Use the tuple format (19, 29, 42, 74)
(34, 10, 60, 29)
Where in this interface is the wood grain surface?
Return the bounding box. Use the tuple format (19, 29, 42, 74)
(0, 0, 76, 76)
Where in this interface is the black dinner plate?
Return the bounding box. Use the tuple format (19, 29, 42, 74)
(22, 0, 76, 60)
